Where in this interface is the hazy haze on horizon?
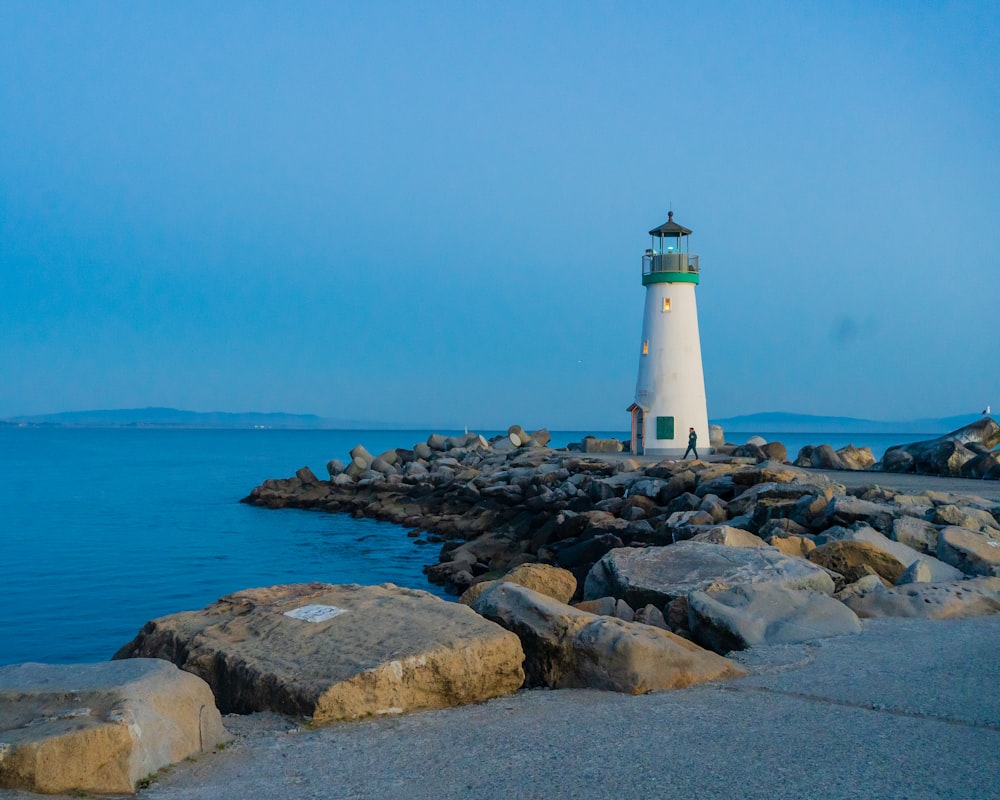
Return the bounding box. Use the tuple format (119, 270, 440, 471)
(2, 2, 997, 429)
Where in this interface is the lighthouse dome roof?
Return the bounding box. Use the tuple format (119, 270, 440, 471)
(648, 211, 692, 237)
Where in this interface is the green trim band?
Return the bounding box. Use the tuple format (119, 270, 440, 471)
(642, 271, 700, 286)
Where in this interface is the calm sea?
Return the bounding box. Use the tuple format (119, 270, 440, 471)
(0, 426, 924, 666)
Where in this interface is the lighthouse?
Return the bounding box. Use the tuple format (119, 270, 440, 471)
(627, 211, 710, 456)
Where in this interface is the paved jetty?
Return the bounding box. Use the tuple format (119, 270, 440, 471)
(3, 613, 993, 800)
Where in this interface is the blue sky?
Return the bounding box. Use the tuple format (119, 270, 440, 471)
(1, 1, 997, 429)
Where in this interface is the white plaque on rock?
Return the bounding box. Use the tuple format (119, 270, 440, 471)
(283, 604, 347, 623)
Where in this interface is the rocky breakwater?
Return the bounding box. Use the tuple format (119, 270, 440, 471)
(244, 428, 1000, 653)
(874, 417, 1000, 478)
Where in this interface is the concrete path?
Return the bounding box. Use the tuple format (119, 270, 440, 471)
(6, 614, 990, 800)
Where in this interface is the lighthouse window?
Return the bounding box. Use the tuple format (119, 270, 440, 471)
(642, 340, 649, 355)
(656, 416, 675, 440)
(662, 298, 671, 312)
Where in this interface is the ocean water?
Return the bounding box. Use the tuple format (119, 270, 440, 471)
(0, 427, 622, 666)
(0, 426, 930, 667)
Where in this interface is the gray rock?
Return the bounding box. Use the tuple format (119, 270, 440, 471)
(839, 577, 1000, 619)
(896, 560, 933, 585)
(834, 573, 886, 601)
(815, 496, 898, 532)
(349, 444, 374, 467)
(878, 419, 1000, 477)
(931, 504, 1000, 532)
(583, 437, 623, 454)
(413, 442, 433, 460)
(427, 433, 450, 452)
(583, 541, 836, 609)
(688, 585, 861, 652)
(634, 603, 669, 630)
(891, 516, 940, 554)
(936, 526, 1000, 576)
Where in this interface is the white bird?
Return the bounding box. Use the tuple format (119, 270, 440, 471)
(984, 405, 991, 415)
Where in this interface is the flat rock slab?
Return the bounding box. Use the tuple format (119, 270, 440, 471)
(114, 583, 525, 724)
(0, 659, 228, 795)
(471, 583, 745, 693)
(688, 585, 862, 653)
(584, 541, 836, 609)
(937, 526, 1000, 577)
(839, 577, 1000, 619)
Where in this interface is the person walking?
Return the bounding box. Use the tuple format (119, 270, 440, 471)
(683, 427, 698, 459)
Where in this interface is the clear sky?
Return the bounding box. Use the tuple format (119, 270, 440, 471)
(2, 1, 997, 429)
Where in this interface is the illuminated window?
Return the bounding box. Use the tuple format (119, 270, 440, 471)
(642, 340, 649, 355)
(662, 298, 671, 312)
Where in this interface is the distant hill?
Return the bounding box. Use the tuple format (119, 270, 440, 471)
(4, 407, 394, 429)
(710, 411, 988, 435)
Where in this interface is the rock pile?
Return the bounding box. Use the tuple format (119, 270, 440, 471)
(244, 427, 1000, 654)
(875, 418, 1000, 478)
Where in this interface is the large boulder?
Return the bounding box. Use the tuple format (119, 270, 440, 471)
(470, 582, 745, 692)
(936, 526, 1000, 577)
(795, 444, 847, 470)
(818, 526, 964, 583)
(688, 585, 861, 653)
(838, 445, 876, 470)
(459, 563, 577, 606)
(839, 577, 1000, 619)
(878, 418, 1000, 477)
(0, 659, 228, 795)
(890, 516, 941, 555)
(807, 541, 907, 589)
(114, 583, 525, 723)
(583, 541, 836, 609)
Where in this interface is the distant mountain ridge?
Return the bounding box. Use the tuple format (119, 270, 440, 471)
(4, 407, 395, 429)
(711, 411, 989, 435)
(3, 407, 992, 434)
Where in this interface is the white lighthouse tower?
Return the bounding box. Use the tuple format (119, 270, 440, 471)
(627, 211, 710, 456)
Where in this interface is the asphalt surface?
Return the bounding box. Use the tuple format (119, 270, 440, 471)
(3, 614, 989, 800)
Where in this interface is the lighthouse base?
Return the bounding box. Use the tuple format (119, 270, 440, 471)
(642, 446, 713, 458)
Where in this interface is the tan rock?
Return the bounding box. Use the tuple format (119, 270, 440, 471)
(808, 541, 907, 590)
(460, 563, 577, 606)
(0, 659, 228, 795)
(688, 585, 861, 652)
(769, 534, 817, 557)
(690, 526, 768, 548)
(573, 596, 635, 621)
(471, 583, 745, 693)
(936, 526, 1000, 577)
(837, 444, 876, 470)
(114, 583, 525, 724)
(839, 577, 1000, 619)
